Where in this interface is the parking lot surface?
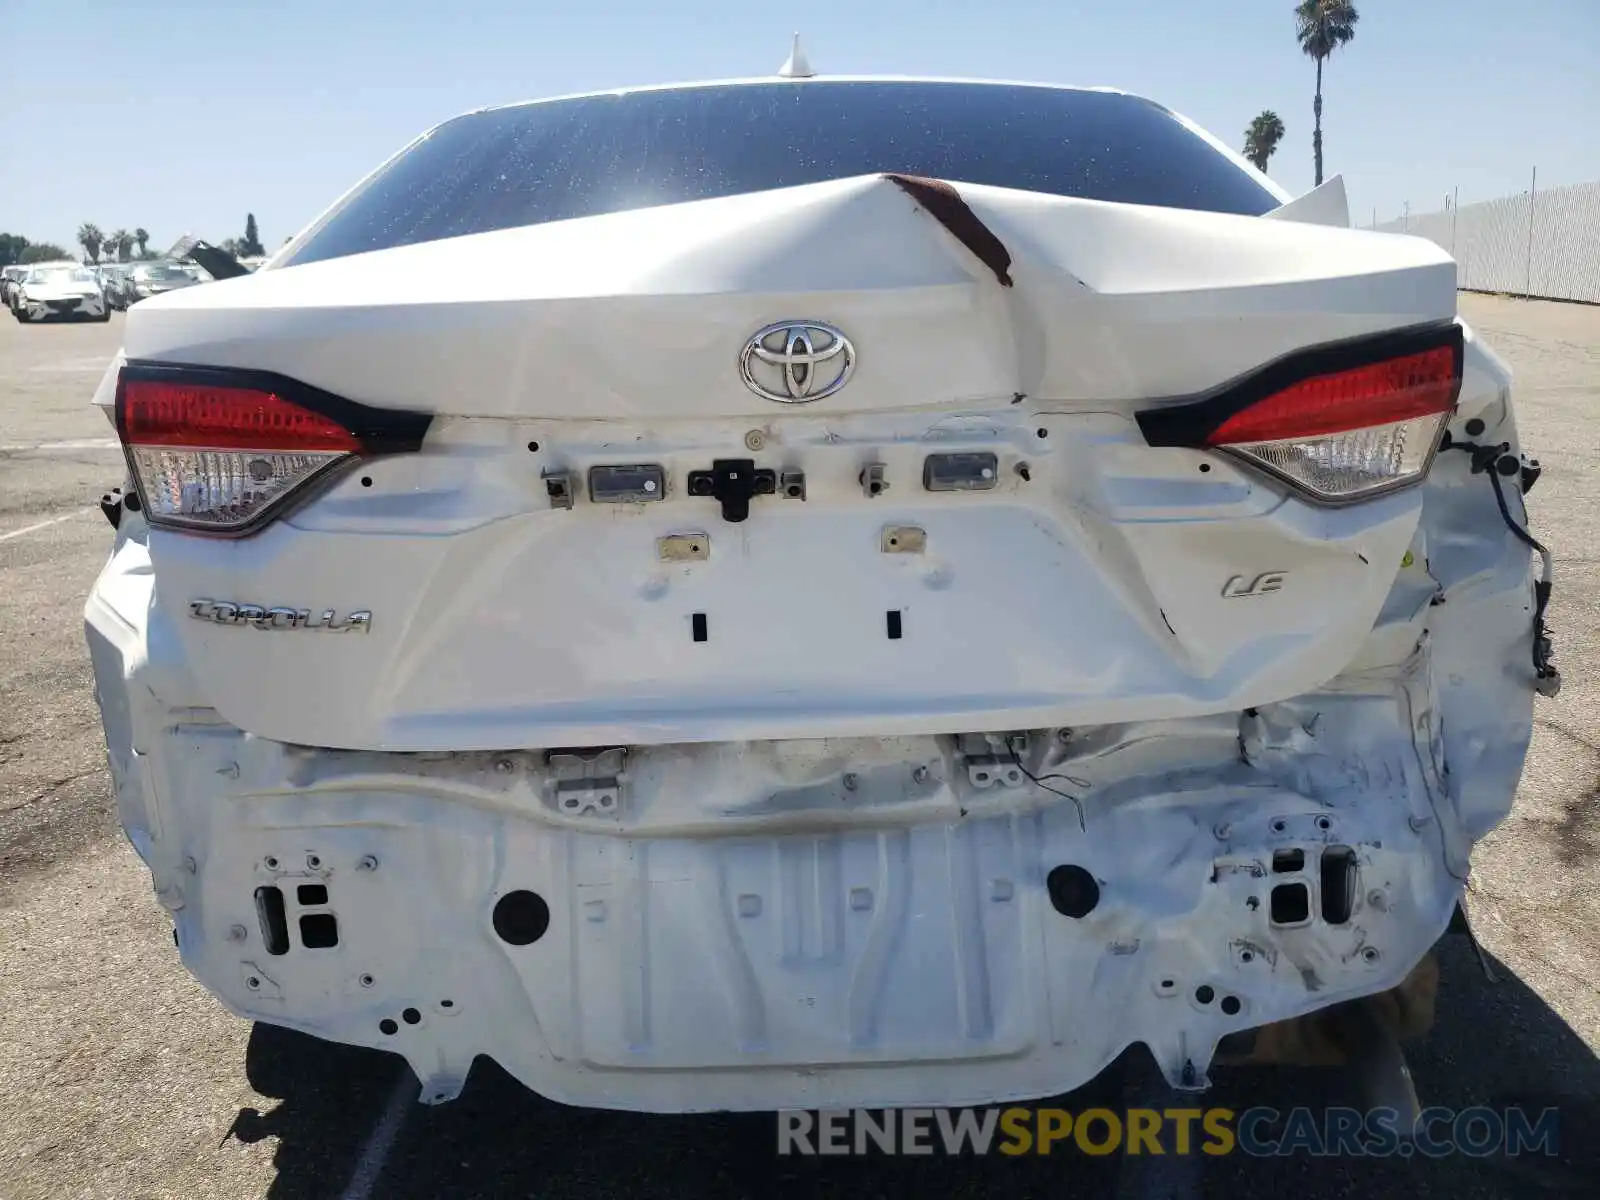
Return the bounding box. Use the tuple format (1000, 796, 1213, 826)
(0, 296, 1595, 1198)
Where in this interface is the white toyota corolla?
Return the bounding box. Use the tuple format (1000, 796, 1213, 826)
(85, 74, 1557, 1112)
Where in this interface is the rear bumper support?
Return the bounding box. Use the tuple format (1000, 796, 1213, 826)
(89, 677, 1466, 1111)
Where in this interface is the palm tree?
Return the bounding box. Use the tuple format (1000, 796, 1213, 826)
(134, 227, 150, 257)
(76, 222, 105, 264)
(108, 229, 134, 262)
(1243, 111, 1287, 173)
(1295, 0, 1360, 186)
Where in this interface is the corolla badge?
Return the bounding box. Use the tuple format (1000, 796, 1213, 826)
(739, 321, 855, 403)
(188, 599, 372, 633)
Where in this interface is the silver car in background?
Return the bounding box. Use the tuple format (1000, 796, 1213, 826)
(97, 263, 139, 311)
(1, 265, 28, 311)
(128, 261, 203, 303)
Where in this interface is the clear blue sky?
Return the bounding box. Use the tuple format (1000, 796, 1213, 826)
(2, 0, 1594, 253)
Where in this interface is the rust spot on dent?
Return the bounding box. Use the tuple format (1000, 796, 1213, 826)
(882, 173, 1014, 287)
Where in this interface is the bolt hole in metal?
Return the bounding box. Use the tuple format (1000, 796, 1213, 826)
(1220, 995, 1242, 1016)
(299, 913, 340, 949)
(360, 476, 372, 488)
(263, 855, 279, 871)
(1240, 949, 1255, 964)
(1321, 846, 1358, 924)
(306, 853, 322, 869)
(402, 1007, 422, 1025)
(379, 1018, 398, 1036)
(360, 973, 375, 988)
(439, 999, 454, 1009)
(1198, 462, 1212, 473)
(1270, 882, 1311, 925)
(1315, 816, 1332, 832)
(1195, 984, 1215, 1005)
(1046, 865, 1100, 918)
(246, 975, 261, 990)
(492, 890, 551, 946)
(1270, 819, 1287, 834)
(1362, 946, 1381, 964)
(1036, 427, 1049, 439)
(254, 886, 289, 956)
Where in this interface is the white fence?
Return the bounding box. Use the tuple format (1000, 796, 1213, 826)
(1373, 179, 1600, 304)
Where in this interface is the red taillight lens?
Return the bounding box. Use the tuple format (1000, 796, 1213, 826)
(1138, 324, 1464, 504)
(118, 380, 363, 451)
(116, 364, 429, 536)
(1206, 346, 1458, 446)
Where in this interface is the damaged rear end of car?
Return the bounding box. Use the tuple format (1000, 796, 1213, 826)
(84, 78, 1553, 1111)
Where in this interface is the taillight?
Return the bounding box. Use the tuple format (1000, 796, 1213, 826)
(1138, 324, 1463, 504)
(115, 363, 430, 535)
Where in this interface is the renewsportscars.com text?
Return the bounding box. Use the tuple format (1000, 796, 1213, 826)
(776, 1106, 1560, 1158)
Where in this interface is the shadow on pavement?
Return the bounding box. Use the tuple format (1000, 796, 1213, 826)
(232, 1024, 411, 1199)
(239, 937, 1597, 1199)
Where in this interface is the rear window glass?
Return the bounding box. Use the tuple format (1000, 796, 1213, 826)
(283, 81, 1277, 267)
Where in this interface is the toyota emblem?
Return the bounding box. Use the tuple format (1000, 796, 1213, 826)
(738, 321, 856, 403)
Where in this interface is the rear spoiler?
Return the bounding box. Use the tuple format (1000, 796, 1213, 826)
(164, 234, 252, 281)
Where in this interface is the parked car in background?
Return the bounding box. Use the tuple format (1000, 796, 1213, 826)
(11, 262, 109, 322)
(1, 264, 29, 310)
(97, 263, 138, 311)
(88, 74, 1555, 1115)
(128, 260, 203, 302)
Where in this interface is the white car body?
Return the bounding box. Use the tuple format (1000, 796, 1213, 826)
(85, 77, 1551, 1112)
(14, 262, 109, 321)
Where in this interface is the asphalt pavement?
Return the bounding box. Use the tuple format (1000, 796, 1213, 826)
(0, 297, 1595, 1198)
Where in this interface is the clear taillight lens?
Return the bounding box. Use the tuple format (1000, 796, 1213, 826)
(127, 445, 350, 531)
(1216, 414, 1447, 501)
(115, 367, 429, 535)
(1138, 328, 1464, 504)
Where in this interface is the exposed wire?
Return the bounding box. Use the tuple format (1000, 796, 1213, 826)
(1443, 438, 1549, 565)
(1006, 736, 1088, 831)
(1442, 437, 1558, 688)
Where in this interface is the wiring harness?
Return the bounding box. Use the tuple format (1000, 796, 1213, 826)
(1439, 430, 1561, 697)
